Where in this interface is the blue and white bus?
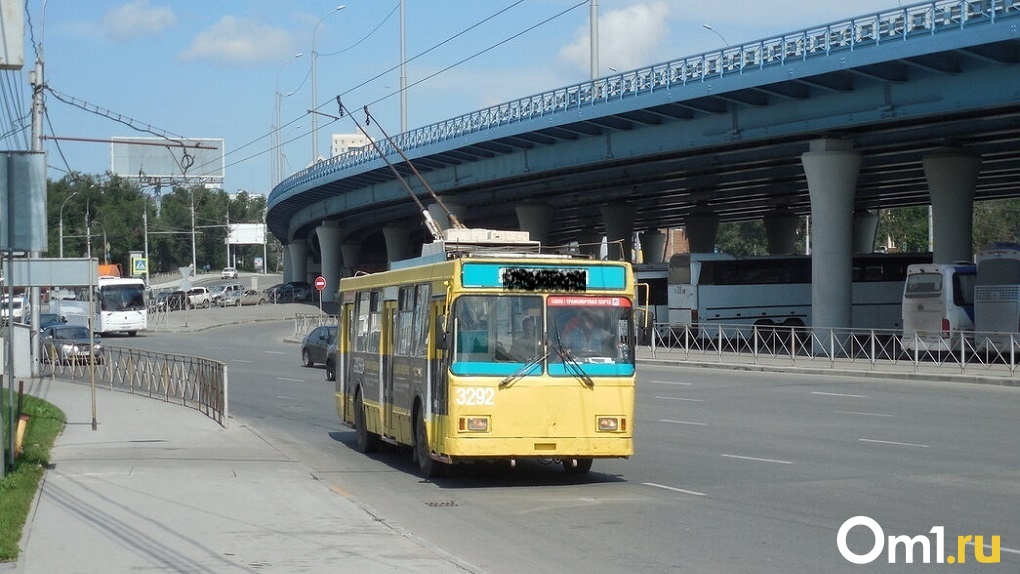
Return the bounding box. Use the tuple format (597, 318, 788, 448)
(975, 242, 1020, 350)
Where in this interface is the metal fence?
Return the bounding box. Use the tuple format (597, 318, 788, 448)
(45, 346, 228, 426)
(647, 323, 1020, 381)
(293, 313, 337, 337)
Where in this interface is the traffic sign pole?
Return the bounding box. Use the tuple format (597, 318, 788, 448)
(314, 275, 326, 316)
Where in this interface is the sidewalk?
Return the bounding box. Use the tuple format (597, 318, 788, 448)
(9, 297, 472, 574)
(9, 379, 470, 574)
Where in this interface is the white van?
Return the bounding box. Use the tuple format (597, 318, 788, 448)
(900, 262, 976, 352)
(1, 296, 29, 323)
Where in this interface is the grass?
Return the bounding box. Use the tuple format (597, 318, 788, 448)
(0, 393, 65, 562)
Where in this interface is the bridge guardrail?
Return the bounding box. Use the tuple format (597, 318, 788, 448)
(45, 346, 228, 426)
(648, 322, 1020, 381)
(273, 0, 1019, 200)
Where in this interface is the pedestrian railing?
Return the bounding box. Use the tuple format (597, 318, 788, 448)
(45, 346, 228, 426)
(648, 323, 1020, 380)
(293, 313, 337, 337)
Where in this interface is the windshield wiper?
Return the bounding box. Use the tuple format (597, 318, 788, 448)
(499, 350, 547, 389)
(550, 322, 595, 389)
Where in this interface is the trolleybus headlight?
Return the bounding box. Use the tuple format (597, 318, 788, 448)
(459, 416, 489, 432)
(597, 416, 622, 432)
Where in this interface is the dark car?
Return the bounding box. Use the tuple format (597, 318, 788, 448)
(153, 290, 188, 311)
(40, 324, 104, 364)
(31, 312, 67, 329)
(267, 282, 312, 303)
(301, 325, 337, 367)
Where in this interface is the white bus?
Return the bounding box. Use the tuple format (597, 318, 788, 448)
(900, 262, 976, 352)
(50, 275, 147, 336)
(666, 252, 931, 337)
(974, 242, 1020, 350)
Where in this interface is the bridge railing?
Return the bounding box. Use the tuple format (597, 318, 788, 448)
(648, 322, 1020, 380)
(45, 346, 228, 426)
(273, 0, 1019, 198)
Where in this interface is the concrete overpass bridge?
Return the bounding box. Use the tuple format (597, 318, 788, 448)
(268, 0, 1020, 326)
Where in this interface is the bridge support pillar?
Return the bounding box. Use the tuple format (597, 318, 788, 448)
(763, 207, 800, 255)
(384, 226, 415, 263)
(802, 139, 861, 338)
(316, 221, 341, 304)
(428, 200, 464, 232)
(923, 148, 981, 264)
(640, 231, 667, 263)
(601, 203, 635, 261)
(515, 202, 553, 245)
(685, 204, 719, 253)
(287, 241, 309, 284)
(853, 209, 880, 254)
(341, 240, 362, 276)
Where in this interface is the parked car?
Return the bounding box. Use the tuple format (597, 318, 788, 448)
(152, 290, 188, 311)
(301, 325, 337, 367)
(1, 296, 29, 324)
(40, 324, 104, 364)
(186, 286, 212, 309)
(267, 281, 312, 303)
(30, 312, 67, 329)
(209, 282, 245, 303)
(221, 266, 238, 279)
(217, 288, 267, 307)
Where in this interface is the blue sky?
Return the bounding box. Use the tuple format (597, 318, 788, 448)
(7, 0, 902, 195)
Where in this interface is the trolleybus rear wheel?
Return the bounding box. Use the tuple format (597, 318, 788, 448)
(354, 390, 380, 453)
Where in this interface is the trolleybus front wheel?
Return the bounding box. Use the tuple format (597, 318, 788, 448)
(415, 408, 446, 478)
(562, 457, 593, 475)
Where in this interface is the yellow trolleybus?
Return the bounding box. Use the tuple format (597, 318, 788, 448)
(329, 231, 639, 477)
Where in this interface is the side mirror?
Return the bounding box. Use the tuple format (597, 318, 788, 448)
(435, 316, 449, 350)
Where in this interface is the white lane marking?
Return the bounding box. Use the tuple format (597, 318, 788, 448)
(659, 419, 707, 426)
(650, 380, 692, 386)
(278, 377, 304, 383)
(234, 359, 253, 363)
(976, 541, 1020, 556)
(859, 438, 929, 448)
(655, 396, 703, 402)
(836, 410, 893, 417)
(811, 391, 866, 398)
(721, 454, 794, 465)
(644, 482, 706, 497)
(265, 350, 287, 355)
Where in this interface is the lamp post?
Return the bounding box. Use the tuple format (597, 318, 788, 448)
(702, 24, 730, 46)
(59, 191, 78, 258)
(311, 5, 346, 164)
(274, 52, 303, 187)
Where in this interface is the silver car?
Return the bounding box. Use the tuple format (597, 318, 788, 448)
(217, 288, 267, 307)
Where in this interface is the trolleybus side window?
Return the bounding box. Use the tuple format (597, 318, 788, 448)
(354, 290, 382, 352)
(396, 284, 430, 358)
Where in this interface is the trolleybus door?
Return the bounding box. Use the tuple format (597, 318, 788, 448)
(383, 302, 396, 434)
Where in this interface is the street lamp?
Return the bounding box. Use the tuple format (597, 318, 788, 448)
(311, 5, 346, 164)
(703, 24, 730, 47)
(59, 191, 78, 258)
(274, 52, 303, 187)
(92, 220, 109, 264)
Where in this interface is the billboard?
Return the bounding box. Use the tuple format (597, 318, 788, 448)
(111, 137, 224, 184)
(227, 223, 265, 245)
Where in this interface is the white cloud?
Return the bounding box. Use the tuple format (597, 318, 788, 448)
(102, 0, 176, 42)
(181, 16, 293, 66)
(559, 1, 671, 74)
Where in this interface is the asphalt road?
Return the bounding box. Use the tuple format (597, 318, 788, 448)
(110, 318, 1020, 573)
